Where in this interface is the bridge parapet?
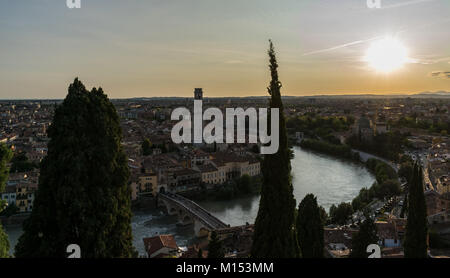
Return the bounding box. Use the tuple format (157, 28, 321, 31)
(158, 192, 228, 236)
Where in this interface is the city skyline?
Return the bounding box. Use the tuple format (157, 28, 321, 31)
(1, 0, 449, 99)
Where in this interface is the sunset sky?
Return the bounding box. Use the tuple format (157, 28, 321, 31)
(0, 0, 449, 99)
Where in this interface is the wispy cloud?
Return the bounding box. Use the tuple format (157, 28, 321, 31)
(378, 0, 436, 10)
(224, 60, 244, 64)
(430, 71, 450, 79)
(410, 56, 450, 65)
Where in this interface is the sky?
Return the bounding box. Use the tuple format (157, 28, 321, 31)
(0, 0, 449, 99)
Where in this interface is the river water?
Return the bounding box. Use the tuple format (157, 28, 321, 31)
(4, 146, 375, 256)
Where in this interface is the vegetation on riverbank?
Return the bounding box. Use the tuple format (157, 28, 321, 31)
(329, 202, 354, 225)
(298, 137, 403, 221)
(287, 115, 354, 139)
(351, 159, 401, 212)
(299, 139, 360, 162)
(346, 131, 408, 162)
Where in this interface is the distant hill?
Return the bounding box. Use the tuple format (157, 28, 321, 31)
(2, 91, 449, 102)
(284, 91, 450, 99)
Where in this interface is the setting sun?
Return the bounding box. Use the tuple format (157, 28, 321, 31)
(365, 37, 409, 73)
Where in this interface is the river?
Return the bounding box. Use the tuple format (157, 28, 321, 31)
(4, 146, 375, 256)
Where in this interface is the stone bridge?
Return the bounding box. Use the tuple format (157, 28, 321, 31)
(158, 192, 229, 237)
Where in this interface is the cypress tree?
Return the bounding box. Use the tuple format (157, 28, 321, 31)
(350, 216, 378, 258)
(0, 143, 12, 193)
(0, 143, 13, 258)
(251, 40, 297, 258)
(296, 194, 324, 258)
(142, 138, 152, 156)
(207, 231, 224, 258)
(400, 188, 408, 218)
(404, 162, 428, 258)
(15, 78, 134, 258)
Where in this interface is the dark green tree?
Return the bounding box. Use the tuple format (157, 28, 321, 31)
(0, 203, 19, 217)
(251, 40, 298, 258)
(207, 231, 224, 258)
(10, 152, 38, 173)
(142, 138, 152, 156)
(400, 191, 408, 218)
(330, 202, 353, 225)
(15, 78, 135, 258)
(319, 205, 328, 226)
(350, 216, 378, 258)
(399, 162, 414, 184)
(296, 194, 324, 258)
(404, 163, 428, 258)
(237, 174, 252, 194)
(0, 143, 13, 193)
(251, 144, 259, 154)
(0, 143, 13, 258)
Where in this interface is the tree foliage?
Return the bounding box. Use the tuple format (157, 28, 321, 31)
(207, 231, 224, 258)
(252, 41, 298, 258)
(347, 131, 407, 162)
(296, 194, 324, 258)
(399, 161, 414, 184)
(350, 217, 378, 258)
(300, 139, 357, 160)
(142, 138, 152, 156)
(10, 152, 38, 173)
(15, 78, 135, 258)
(0, 143, 13, 258)
(330, 202, 353, 225)
(286, 115, 354, 139)
(404, 163, 428, 258)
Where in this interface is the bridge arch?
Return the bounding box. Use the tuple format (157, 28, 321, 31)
(159, 186, 166, 194)
(181, 215, 193, 225)
(168, 207, 177, 215)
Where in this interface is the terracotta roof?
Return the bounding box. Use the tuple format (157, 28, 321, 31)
(143, 235, 178, 257)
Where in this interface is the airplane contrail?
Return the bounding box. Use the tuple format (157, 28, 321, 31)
(302, 36, 382, 56)
(302, 15, 449, 57)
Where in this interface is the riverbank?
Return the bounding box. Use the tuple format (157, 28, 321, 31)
(181, 175, 262, 202)
(298, 139, 399, 172)
(299, 139, 361, 163)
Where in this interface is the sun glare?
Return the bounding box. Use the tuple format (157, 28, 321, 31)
(365, 37, 408, 73)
